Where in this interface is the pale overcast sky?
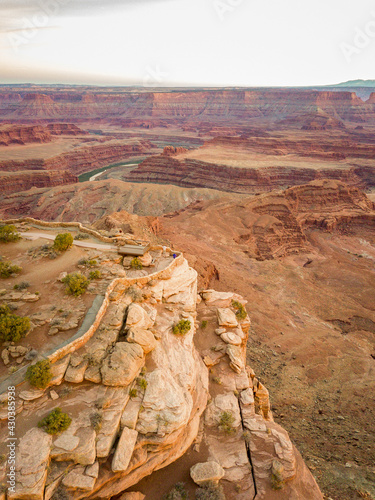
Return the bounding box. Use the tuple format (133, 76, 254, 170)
(0, 0, 374, 86)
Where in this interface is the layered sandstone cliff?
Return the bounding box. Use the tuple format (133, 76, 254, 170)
(122, 154, 375, 194)
(1, 88, 374, 124)
(0, 125, 52, 146)
(0, 170, 78, 195)
(0, 242, 322, 499)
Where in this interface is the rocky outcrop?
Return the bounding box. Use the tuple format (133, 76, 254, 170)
(1, 252, 211, 499)
(0, 125, 51, 146)
(45, 124, 83, 135)
(0, 170, 77, 195)
(161, 179, 375, 261)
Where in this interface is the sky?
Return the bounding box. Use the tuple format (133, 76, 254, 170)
(0, 0, 374, 87)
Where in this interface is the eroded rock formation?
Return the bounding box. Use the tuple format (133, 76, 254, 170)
(0, 246, 322, 499)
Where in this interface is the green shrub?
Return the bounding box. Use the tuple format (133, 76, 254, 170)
(89, 270, 101, 280)
(129, 388, 138, 399)
(218, 411, 235, 434)
(13, 281, 30, 291)
(163, 482, 189, 500)
(53, 233, 73, 252)
(0, 261, 22, 278)
(195, 481, 225, 500)
(0, 305, 30, 343)
(26, 360, 52, 389)
(172, 319, 191, 336)
(130, 257, 143, 270)
(62, 273, 90, 296)
(138, 377, 148, 391)
(38, 408, 71, 435)
(201, 320, 208, 329)
(0, 225, 20, 243)
(232, 300, 247, 321)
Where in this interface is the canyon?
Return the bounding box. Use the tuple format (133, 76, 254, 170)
(0, 85, 375, 499)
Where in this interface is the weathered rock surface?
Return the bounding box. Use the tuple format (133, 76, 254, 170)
(100, 343, 144, 386)
(112, 427, 138, 472)
(127, 327, 157, 354)
(8, 428, 52, 500)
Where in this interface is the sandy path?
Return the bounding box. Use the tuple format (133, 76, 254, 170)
(24, 231, 118, 251)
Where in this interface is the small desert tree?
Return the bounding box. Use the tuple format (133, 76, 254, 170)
(0, 261, 22, 279)
(38, 408, 71, 435)
(0, 225, 20, 243)
(53, 233, 73, 252)
(62, 273, 90, 296)
(0, 305, 30, 343)
(26, 360, 52, 389)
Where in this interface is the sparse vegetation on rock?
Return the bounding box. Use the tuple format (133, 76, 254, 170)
(218, 411, 235, 434)
(0, 305, 30, 343)
(89, 270, 101, 280)
(231, 300, 247, 320)
(201, 320, 208, 329)
(138, 377, 148, 391)
(26, 359, 52, 389)
(13, 281, 30, 290)
(0, 260, 22, 278)
(62, 272, 90, 296)
(0, 225, 20, 243)
(195, 481, 225, 500)
(53, 232, 73, 252)
(130, 257, 143, 270)
(129, 388, 138, 399)
(38, 407, 72, 435)
(172, 319, 191, 336)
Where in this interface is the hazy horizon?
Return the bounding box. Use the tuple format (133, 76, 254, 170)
(1, 0, 375, 87)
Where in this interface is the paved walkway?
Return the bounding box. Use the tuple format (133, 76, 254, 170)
(0, 295, 105, 394)
(24, 231, 118, 252)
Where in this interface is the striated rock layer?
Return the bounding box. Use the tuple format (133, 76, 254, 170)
(0, 244, 322, 499)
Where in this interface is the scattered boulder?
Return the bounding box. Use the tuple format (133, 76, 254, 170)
(190, 461, 225, 486)
(49, 390, 59, 401)
(227, 345, 244, 373)
(217, 308, 238, 328)
(221, 331, 242, 345)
